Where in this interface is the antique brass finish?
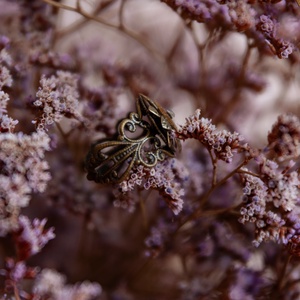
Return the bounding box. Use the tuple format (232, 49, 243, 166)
(85, 94, 180, 184)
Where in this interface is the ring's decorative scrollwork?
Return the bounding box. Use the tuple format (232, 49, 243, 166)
(85, 94, 181, 184)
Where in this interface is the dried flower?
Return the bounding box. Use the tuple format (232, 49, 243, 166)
(0, 131, 51, 235)
(0, 0, 300, 298)
(33, 269, 102, 300)
(0, 42, 18, 133)
(239, 158, 300, 247)
(257, 13, 295, 59)
(144, 226, 166, 257)
(33, 71, 80, 130)
(0, 258, 38, 296)
(178, 109, 247, 163)
(13, 215, 55, 260)
(116, 158, 187, 215)
(227, 1, 256, 32)
(163, 0, 231, 26)
(0, 92, 18, 132)
(259, 14, 275, 36)
(267, 113, 300, 161)
(81, 87, 125, 136)
(0, 64, 12, 89)
(287, 235, 300, 257)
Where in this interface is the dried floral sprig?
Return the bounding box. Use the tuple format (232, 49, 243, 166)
(287, 235, 300, 256)
(33, 269, 102, 300)
(239, 156, 300, 247)
(81, 86, 123, 136)
(0, 131, 51, 235)
(267, 113, 300, 161)
(13, 215, 55, 260)
(116, 158, 187, 215)
(0, 0, 300, 299)
(0, 258, 38, 298)
(0, 216, 55, 299)
(177, 109, 248, 163)
(257, 14, 295, 59)
(0, 92, 18, 133)
(163, 0, 298, 59)
(32, 71, 81, 131)
(0, 39, 18, 133)
(0, 44, 13, 89)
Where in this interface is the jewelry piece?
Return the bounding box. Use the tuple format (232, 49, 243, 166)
(137, 94, 181, 155)
(85, 94, 180, 184)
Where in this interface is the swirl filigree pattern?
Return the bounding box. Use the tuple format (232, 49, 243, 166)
(85, 94, 181, 184)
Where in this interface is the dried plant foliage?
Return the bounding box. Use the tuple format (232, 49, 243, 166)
(0, 0, 300, 299)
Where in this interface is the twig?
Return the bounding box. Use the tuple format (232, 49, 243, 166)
(41, 0, 166, 64)
(138, 189, 148, 230)
(176, 157, 249, 232)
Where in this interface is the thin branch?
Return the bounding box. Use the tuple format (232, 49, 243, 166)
(237, 169, 260, 178)
(176, 157, 250, 232)
(54, 0, 117, 41)
(41, 0, 166, 64)
(278, 255, 291, 290)
(207, 149, 218, 187)
(138, 189, 148, 230)
(13, 284, 21, 300)
(196, 204, 241, 217)
(118, 0, 127, 30)
(215, 42, 254, 124)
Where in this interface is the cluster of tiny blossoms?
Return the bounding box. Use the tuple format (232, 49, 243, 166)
(33, 71, 81, 131)
(172, 0, 255, 31)
(163, 0, 298, 59)
(164, 0, 256, 30)
(0, 131, 51, 235)
(258, 14, 294, 59)
(81, 86, 123, 136)
(1, 258, 38, 296)
(171, 0, 231, 23)
(116, 158, 188, 215)
(239, 114, 300, 248)
(14, 215, 55, 260)
(1, 263, 101, 300)
(0, 27, 101, 297)
(239, 156, 300, 247)
(164, 0, 256, 31)
(177, 109, 247, 163)
(0, 215, 55, 297)
(267, 113, 300, 161)
(0, 38, 18, 132)
(33, 269, 102, 300)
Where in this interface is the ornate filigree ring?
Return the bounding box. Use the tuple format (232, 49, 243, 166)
(85, 94, 181, 184)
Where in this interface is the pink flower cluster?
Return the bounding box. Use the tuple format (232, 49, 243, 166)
(14, 215, 55, 259)
(0, 131, 51, 235)
(33, 71, 81, 131)
(166, 0, 255, 31)
(239, 155, 300, 247)
(33, 269, 102, 300)
(268, 113, 300, 161)
(116, 158, 188, 215)
(258, 14, 295, 59)
(164, 0, 298, 59)
(177, 109, 247, 163)
(1, 0, 300, 298)
(0, 41, 18, 132)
